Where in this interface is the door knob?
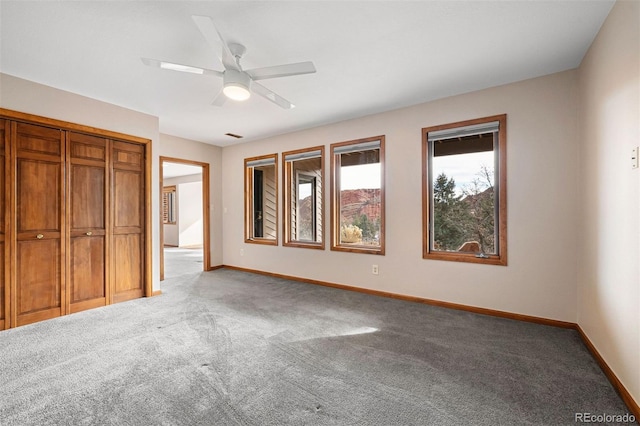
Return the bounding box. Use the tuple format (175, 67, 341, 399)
(86, 231, 93, 236)
(36, 234, 44, 239)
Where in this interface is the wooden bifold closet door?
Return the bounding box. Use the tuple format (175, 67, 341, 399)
(111, 141, 145, 303)
(13, 122, 65, 326)
(68, 132, 109, 313)
(0, 120, 7, 330)
(0, 111, 149, 330)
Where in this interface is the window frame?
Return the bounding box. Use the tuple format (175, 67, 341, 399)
(162, 185, 176, 225)
(244, 153, 278, 246)
(282, 146, 325, 250)
(422, 114, 507, 265)
(330, 135, 385, 255)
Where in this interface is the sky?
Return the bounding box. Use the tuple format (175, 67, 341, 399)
(338, 151, 494, 193)
(432, 151, 495, 195)
(340, 163, 381, 190)
(298, 151, 494, 198)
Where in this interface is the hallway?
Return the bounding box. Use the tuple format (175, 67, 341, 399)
(163, 247, 204, 279)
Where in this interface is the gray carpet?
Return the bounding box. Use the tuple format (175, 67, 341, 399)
(0, 253, 632, 425)
(163, 247, 204, 278)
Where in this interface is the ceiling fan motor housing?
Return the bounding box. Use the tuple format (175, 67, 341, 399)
(223, 69, 252, 101)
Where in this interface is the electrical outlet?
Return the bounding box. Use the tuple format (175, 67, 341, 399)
(632, 147, 639, 169)
(372, 264, 379, 275)
(240, 249, 244, 256)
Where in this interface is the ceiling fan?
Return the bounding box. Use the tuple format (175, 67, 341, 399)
(142, 15, 316, 109)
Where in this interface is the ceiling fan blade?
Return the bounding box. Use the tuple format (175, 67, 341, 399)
(211, 89, 227, 107)
(191, 15, 239, 71)
(141, 58, 223, 77)
(252, 82, 295, 109)
(246, 62, 316, 81)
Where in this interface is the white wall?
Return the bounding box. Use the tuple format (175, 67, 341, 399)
(222, 69, 580, 322)
(577, 0, 640, 406)
(163, 174, 204, 248)
(159, 134, 223, 266)
(163, 174, 203, 247)
(0, 73, 163, 291)
(178, 181, 203, 247)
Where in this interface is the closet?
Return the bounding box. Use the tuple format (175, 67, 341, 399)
(0, 109, 150, 329)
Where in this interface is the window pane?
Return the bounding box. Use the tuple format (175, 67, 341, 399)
(283, 147, 323, 248)
(422, 114, 506, 265)
(162, 186, 176, 224)
(245, 154, 278, 244)
(339, 161, 381, 246)
(296, 176, 315, 241)
(331, 136, 384, 254)
(431, 141, 496, 254)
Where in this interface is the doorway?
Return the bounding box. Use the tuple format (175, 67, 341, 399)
(160, 157, 211, 280)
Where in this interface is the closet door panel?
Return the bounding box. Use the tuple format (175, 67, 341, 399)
(0, 244, 4, 329)
(70, 235, 105, 306)
(16, 126, 62, 156)
(71, 165, 105, 229)
(112, 171, 143, 302)
(16, 239, 61, 325)
(111, 140, 144, 303)
(14, 123, 64, 326)
(114, 170, 141, 229)
(0, 119, 6, 329)
(68, 132, 108, 313)
(17, 160, 60, 232)
(113, 234, 142, 299)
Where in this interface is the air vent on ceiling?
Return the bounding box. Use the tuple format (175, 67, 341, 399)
(225, 132, 243, 139)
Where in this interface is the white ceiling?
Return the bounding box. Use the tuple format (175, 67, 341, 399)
(0, 1, 614, 147)
(163, 162, 202, 179)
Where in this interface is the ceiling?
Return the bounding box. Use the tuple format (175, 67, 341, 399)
(0, 1, 614, 147)
(163, 162, 202, 179)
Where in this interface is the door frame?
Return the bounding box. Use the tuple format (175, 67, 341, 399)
(159, 156, 211, 280)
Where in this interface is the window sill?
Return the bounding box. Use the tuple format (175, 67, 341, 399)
(284, 241, 324, 250)
(423, 251, 507, 266)
(245, 238, 278, 246)
(331, 244, 385, 255)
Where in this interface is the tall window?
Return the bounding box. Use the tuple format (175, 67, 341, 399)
(162, 186, 176, 224)
(245, 154, 278, 245)
(422, 114, 507, 265)
(283, 146, 324, 249)
(331, 136, 385, 255)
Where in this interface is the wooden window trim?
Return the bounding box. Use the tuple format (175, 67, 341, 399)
(162, 186, 176, 224)
(282, 146, 325, 250)
(422, 114, 507, 265)
(244, 153, 278, 246)
(330, 136, 385, 255)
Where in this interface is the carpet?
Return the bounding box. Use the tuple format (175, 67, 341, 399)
(0, 261, 632, 425)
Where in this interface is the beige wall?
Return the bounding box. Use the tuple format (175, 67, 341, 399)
(222, 69, 580, 322)
(577, 0, 640, 405)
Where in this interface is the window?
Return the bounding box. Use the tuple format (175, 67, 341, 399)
(162, 186, 176, 224)
(283, 146, 324, 249)
(245, 154, 278, 245)
(331, 136, 385, 255)
(422, 114, 507, 265)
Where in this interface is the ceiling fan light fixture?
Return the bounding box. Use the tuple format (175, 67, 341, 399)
(223, 70, 251, 101)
